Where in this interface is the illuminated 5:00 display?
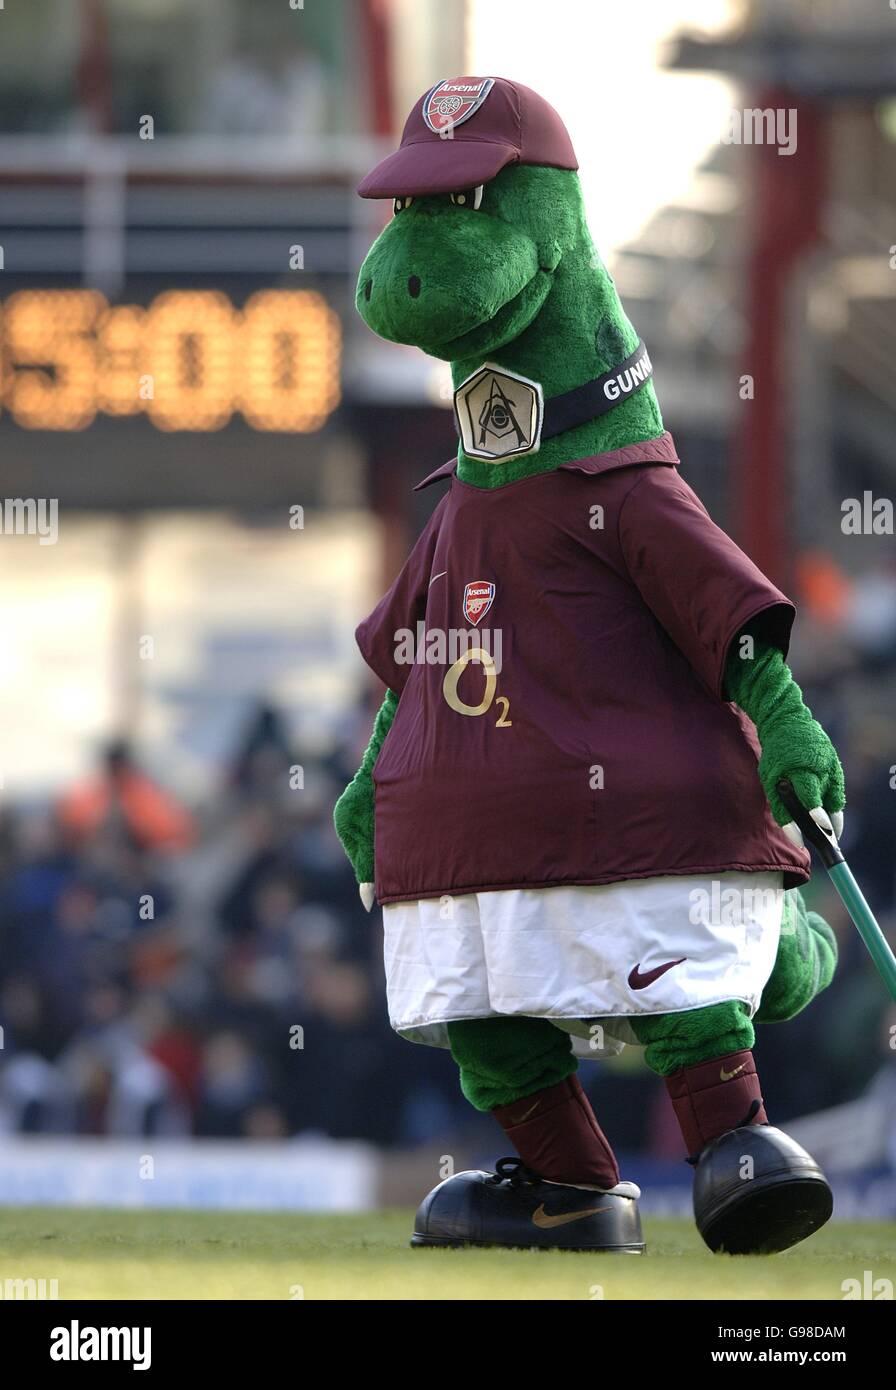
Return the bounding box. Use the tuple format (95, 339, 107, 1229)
(0, 289, 341, 432)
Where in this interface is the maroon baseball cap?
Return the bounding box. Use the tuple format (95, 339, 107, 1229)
(357, 76, 578, 199)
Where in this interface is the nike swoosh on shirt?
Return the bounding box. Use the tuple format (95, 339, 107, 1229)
(719, 1062, 747, 1082)
(532, 1203, 611, 1230)
(627, 958, 686, 990)
(428, 570, 447, 587)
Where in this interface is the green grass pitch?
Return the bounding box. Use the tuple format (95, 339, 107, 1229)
(0, 1208, 893, 1300)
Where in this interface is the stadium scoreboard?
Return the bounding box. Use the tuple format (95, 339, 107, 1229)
(0, 287, 341, 434)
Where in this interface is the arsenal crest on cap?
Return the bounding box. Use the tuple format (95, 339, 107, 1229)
(454, 363, 544, 461)
(423, 77, 495, 135)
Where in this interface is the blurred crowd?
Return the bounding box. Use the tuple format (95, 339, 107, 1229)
(0, 703, 470, 1147)
(0, 647, 894, 1158)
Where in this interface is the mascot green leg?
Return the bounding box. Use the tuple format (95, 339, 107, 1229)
(447, 1015, 620, 1191)
(447, 1016, 575, 1112)
(629, 1001, 754, 1076)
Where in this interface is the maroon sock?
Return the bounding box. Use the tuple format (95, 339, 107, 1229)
(665, 1049, 767, 1158)
(491, 1075, 620, 1188)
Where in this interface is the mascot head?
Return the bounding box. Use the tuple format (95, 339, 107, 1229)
(356, 76, 663, 470)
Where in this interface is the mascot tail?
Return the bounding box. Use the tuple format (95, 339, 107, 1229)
(756, 888, 838, 1024)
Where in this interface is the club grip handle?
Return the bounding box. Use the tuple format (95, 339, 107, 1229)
(776, 778, 844, 868)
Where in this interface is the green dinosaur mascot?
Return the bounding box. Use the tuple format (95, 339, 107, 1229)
(336, 77, 845, 1254)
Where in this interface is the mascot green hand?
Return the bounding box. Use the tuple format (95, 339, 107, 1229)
(337, 75, 843, 1257)
(333, 689, 396, 902)
(724, 640, 845, 841)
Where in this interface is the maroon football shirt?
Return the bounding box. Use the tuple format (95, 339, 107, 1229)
(356, 432, 810, 904)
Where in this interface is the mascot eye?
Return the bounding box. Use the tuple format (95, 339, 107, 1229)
(449, 185, 484, 210)
(393, 196, 414, 214)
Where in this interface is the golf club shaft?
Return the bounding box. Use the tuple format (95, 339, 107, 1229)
(776, 778, 896, 1003)
(827, 861, 896, 1002)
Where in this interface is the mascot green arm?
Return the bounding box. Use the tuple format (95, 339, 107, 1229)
(723, 634, 845, 843)
(334, 688, 397, 900)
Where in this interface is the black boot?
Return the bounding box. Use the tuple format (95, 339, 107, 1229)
(692, 1125, 832, 1255)
(411, 1157, 644, 1252)
(665, 1049, 831, 1254)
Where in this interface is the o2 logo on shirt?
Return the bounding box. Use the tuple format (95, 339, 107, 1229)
(463, 580, 495, 626)
(442, 579, 510, 724)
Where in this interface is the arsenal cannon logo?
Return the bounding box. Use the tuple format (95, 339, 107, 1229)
(463, 580, 496, 626)
(454, 363, 544, 461)
(422, 77, 495, 135)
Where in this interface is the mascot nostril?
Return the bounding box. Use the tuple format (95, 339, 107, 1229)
(363, 279, 372, 302)
(337, 74, 843, 1258)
